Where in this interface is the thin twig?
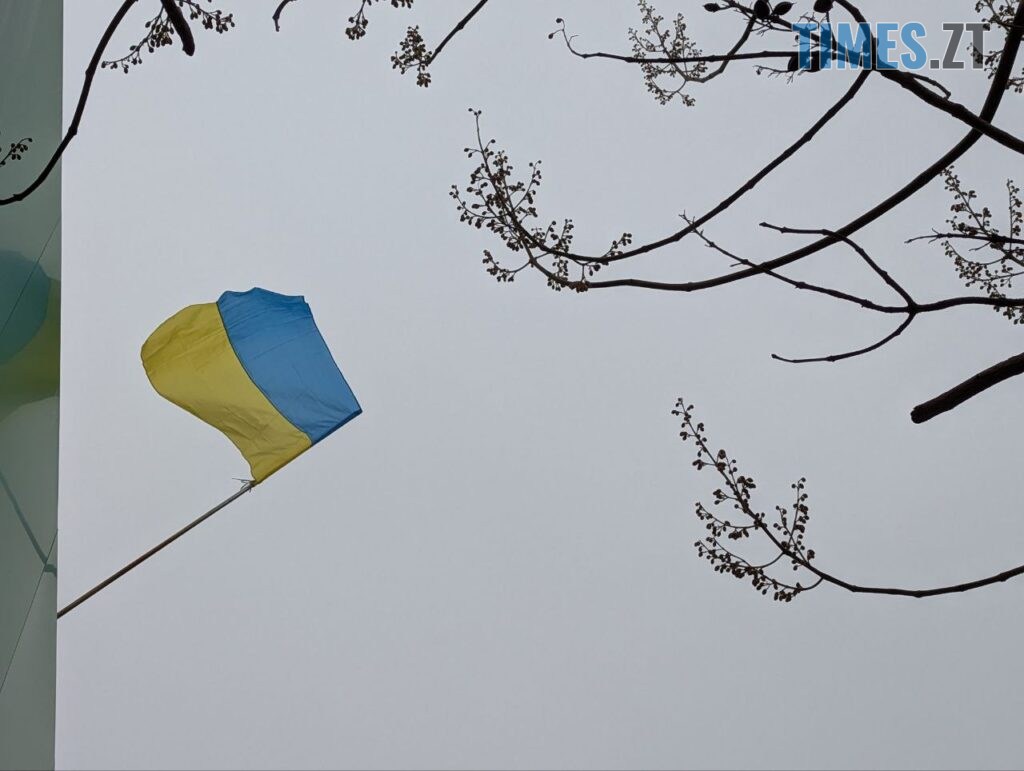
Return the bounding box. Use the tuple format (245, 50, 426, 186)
(272, 0, 298, 32)
(431, 0, 491, 63)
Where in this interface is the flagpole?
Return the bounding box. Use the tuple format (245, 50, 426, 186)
(57, 481, 255, 620)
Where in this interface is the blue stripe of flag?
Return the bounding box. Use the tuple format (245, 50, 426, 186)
(217, 288, 361, 443)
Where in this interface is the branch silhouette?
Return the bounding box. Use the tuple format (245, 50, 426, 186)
(0, 0, 141, 207)
(0, 0, 233, 207)
(676, 400, 1024, 600)
(912, 352, 1024, 423)
(454, 1, 1024, 395)
(272, 0, 490, 86)
(445, 2, 1024, 602)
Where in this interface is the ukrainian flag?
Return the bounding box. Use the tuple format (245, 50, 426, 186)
(142, 288, 361, 482)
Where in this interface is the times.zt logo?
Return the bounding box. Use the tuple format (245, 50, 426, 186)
(793, 21, 988, 71)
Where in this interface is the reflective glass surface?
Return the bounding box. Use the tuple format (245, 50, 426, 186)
(0, 2, 62, 768)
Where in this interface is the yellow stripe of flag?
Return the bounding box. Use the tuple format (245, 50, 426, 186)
(141, 303, 311, 481)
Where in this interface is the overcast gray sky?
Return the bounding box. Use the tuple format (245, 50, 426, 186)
(56, 2, 1024, 768)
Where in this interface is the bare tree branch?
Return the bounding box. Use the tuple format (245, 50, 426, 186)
(677, 400, 1024, 599)
(0, 0, 141, 207)
(431, 0, 490, 63)
(771, 316, 915, 365)
(912, 351, 1024, 423)
(460, 1, 1024, 293)
(272, 0, 298, 32)
(273, 0, 489, 87)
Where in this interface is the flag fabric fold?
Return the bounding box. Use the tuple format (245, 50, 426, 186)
(141, 288, 361, 481)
